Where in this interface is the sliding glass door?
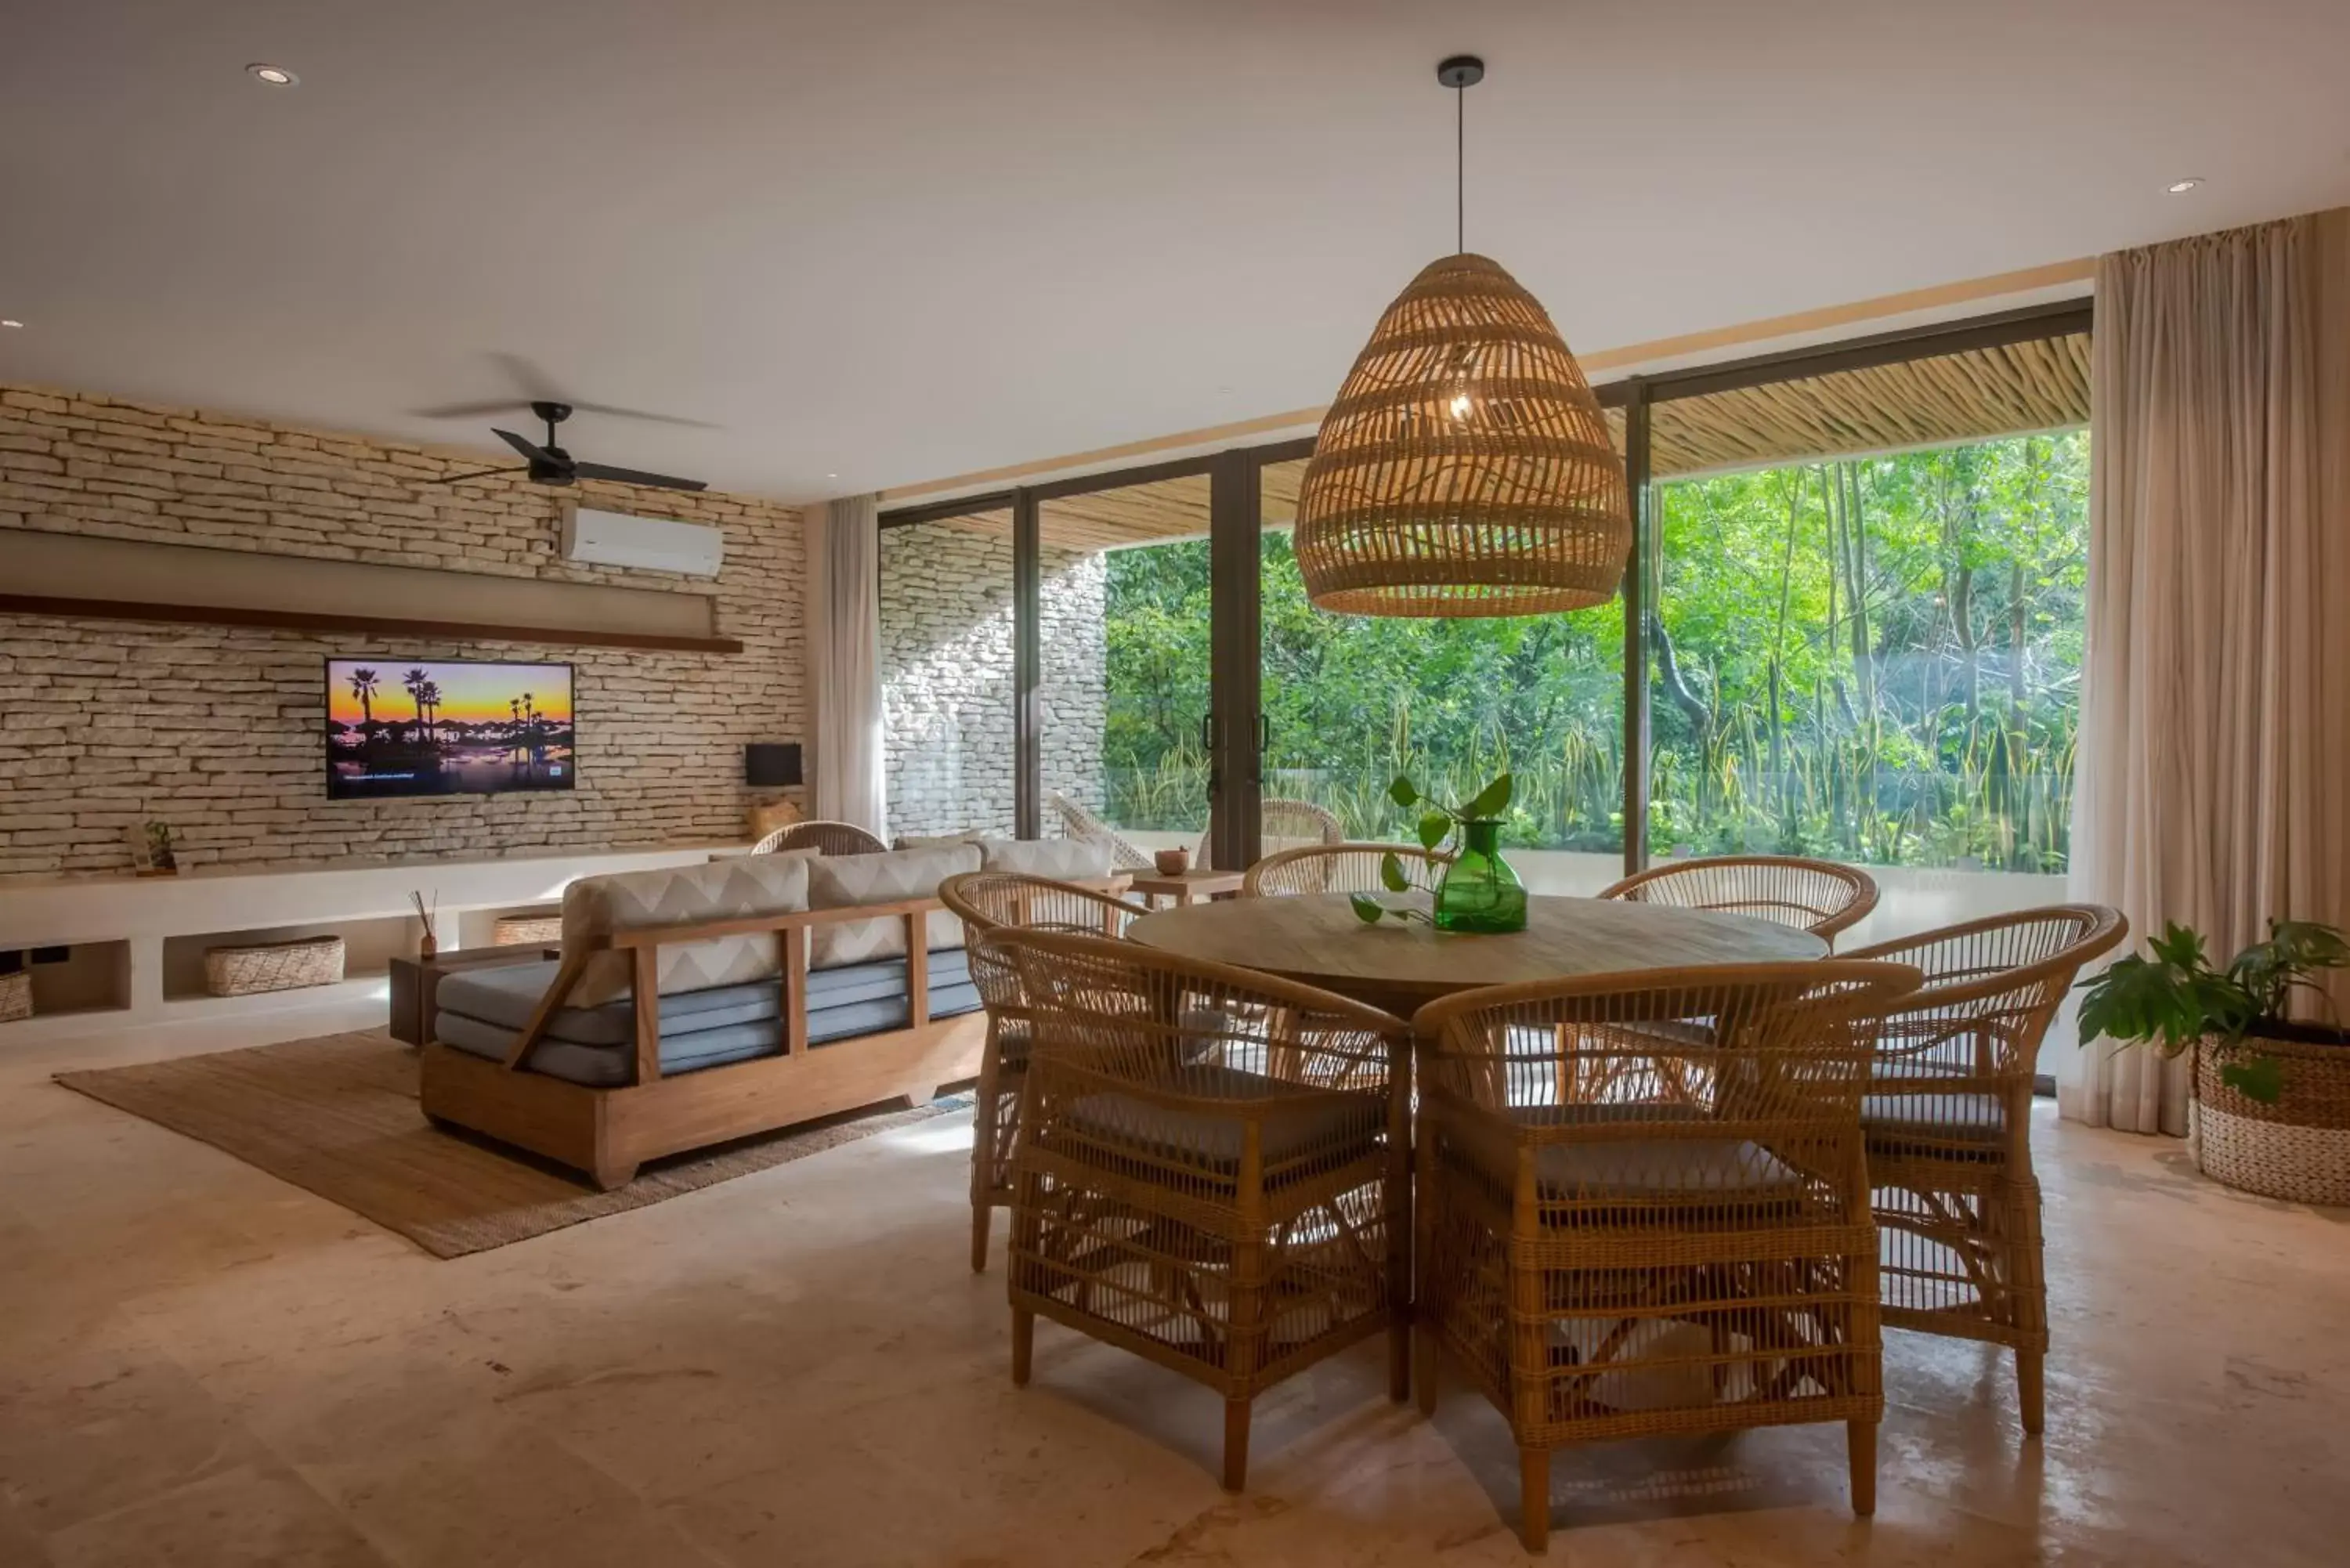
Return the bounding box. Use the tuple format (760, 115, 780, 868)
(1038, 471, 1216, 861)
(877, 503, 1017, 838)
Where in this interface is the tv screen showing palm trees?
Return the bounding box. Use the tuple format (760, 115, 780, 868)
(326, 659, 575, 798)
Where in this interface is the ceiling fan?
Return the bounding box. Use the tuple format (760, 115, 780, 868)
(432, 402, 707, 492)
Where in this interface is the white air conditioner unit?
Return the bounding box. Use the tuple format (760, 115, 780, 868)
(561, 506, 725, 577)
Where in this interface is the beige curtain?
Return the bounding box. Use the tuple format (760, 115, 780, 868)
(803, 494, 888, 836)
(2063, 209, 2350, 1133)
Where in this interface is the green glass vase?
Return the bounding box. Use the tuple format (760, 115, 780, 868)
(1434, 819, 1527, 934)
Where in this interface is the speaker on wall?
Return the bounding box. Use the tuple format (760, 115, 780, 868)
(744, 742, 803, 789)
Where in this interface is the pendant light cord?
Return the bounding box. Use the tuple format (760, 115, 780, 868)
(1455, 81, 1465, 254)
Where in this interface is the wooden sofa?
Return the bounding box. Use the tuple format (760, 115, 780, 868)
(418, 837, 1117, 1188)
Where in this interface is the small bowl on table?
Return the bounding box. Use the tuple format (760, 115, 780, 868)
(1153, 847, 1192, 876)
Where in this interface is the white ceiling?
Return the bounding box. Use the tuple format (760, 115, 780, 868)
(3, 1, 2346, 504)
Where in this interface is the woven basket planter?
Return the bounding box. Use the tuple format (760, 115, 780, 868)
(493, 915, 563, 946)
(2193, 1031, 2350, 1206)
(203, 934, 345, 998)
(0, 970, 28, 1023)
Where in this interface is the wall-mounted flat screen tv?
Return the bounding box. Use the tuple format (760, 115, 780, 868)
(326, 659, 575, 799)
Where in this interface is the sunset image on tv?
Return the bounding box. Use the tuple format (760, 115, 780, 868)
(326, 659, 576, 799)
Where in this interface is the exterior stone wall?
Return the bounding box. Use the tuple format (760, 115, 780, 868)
(877, 519, 1104, 839)
(0, 384, 804, 879)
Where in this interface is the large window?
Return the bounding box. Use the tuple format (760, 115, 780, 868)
(878, 304, 2091, 879)
(1642, 332, 2090, 871)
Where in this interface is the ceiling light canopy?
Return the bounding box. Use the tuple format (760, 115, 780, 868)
(246, 63, 298, 86)
(1293, 57, 1629, 618)
(2167, 177, 2203, 193)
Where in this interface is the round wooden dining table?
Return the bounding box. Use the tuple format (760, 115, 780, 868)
(1125, 891, 1828, 1017)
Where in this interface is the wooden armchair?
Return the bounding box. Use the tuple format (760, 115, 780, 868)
(938, 871, 1152, 1272)
(752, 818, 888, 856)
(1410, 960, 1921, 1552)
(984, 927, 1412, 1491)
(1599, 855, 1880, 945)
(1844, 904, 2125, 1434)
(1242, 843, 1451, 898)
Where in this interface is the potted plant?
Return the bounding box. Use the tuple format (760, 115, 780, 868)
(1350, 771, 1526, 934)
(2077, 919, 2350, 1203)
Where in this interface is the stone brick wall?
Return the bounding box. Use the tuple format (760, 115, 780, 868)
(877, 519, 1104, 839)
(0, 384, 804, 878)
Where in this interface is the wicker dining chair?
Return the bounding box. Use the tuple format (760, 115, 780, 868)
(1598, 855, 1880, 945)
(750, 818, 888, 856)
(1242, 843, 1452, 898)
(1193, 797, 1343, 871)
(938, 871, 1153, 1274)
(982, 926, 1413, 1491)
(1843, 904, 2126, 1436)
(1412, 959, 1923, 1553)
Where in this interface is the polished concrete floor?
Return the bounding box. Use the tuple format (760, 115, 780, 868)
(2, 1031, 2345, 1566)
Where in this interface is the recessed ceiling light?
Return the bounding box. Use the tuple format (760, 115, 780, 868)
(826, 472, 838, 479)
(2167, 177, 2204, 193)
(247, 63, 298, 86)
(0, 320, 21, 330)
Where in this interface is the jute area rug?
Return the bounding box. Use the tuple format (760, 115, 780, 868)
(54, 1031, 967, 1259)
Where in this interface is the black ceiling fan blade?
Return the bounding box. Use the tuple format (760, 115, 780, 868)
(565, 399, 722, 430)
(494, 428, 556, 464)
(411, 398, 537, 420)
(570, 461, 709, 492)
(413, 396, 719, 428)
(425, 464, 526, 486)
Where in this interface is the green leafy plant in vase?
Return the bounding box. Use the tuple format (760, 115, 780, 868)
(1349, 771, 1527, 935)
(2077, 919, 2348, 1104)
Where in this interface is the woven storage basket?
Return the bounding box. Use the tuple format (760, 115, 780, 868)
(493, 914, 563, 946)
(202, 934, 345, 998)
(2193, 1033, 2350, 1206)
(0, 970, 28, 1023)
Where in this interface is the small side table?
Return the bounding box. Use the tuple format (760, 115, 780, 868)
(1124, 868, 1248, 908)
(389, 945, 559, 1046)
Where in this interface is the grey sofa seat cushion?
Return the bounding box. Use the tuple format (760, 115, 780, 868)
(1505, 1102, 1803, 1198)
(436, 951, 985, 1082)
(1064, 1064, 1383, 1175)
(439, 988, 984, 1082)
(436, 1013, 785, 1087)
(810, 982, 981, 1044)
(438, 952, 978, 1048)
(437, 961, 780, 1047)
(1861, 1090, 2007, 1147)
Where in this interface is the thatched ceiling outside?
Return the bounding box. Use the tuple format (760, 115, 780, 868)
(898, 332, 2089, 550)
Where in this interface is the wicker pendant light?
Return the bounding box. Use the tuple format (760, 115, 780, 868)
(1294, 58, 1629, 617)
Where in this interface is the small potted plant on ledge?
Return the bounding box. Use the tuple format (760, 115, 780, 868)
(2077, 919, 2350, 1204)
(1351, 771, 1526, 934)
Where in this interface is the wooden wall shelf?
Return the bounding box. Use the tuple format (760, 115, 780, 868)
(0, 594, 744, 654)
